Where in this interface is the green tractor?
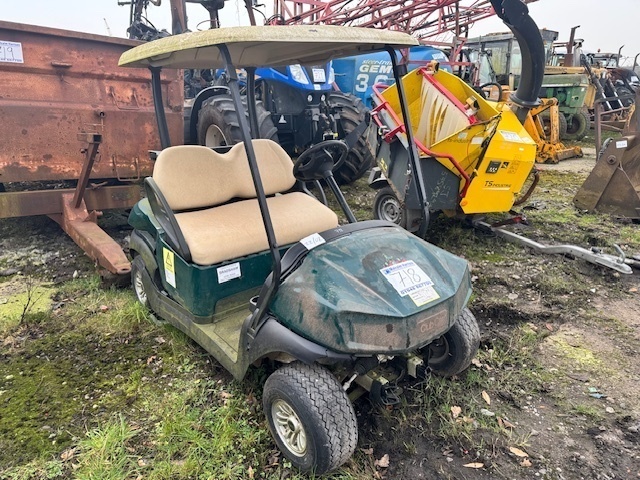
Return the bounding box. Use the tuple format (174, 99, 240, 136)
(119, 25, 480, 474)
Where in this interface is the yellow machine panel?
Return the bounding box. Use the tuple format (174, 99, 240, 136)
(375, 67, 537, 216)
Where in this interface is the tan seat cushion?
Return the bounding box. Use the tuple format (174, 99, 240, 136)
(175, 192, 339, 265)
(154, 140, 296, 211)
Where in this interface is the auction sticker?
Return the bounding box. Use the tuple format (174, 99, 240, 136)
(163, 248, 176, 288)
(0, 41, 24, 64)
(217, 262, 241, 284)
(380, 260, 439, 306)
(300, 232, 326, 250)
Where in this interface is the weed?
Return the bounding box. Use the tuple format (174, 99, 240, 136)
(75, 416, 138, 480)
(0, 459, 65, 480)
(571, 403, 604, 421)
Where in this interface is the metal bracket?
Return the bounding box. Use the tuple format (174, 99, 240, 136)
(476, 221, 633, 275)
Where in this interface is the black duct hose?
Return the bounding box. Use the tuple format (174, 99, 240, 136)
(490, 0, 545, 124)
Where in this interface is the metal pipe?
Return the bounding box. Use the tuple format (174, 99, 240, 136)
(246, 67, 259, 138)
(563, 25, 580, 67)
(150, 67, 171, 149)
(218, 44, 282, 340)
(73, 135, 102, 208)
(386, 46, 430, 236)
(491, 0, 545, 124)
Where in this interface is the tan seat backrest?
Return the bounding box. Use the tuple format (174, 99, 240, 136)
(153, 139, 296, 211)
(415, 76, 471, 149)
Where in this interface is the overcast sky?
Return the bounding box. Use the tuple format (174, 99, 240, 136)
(3, 0, 640, 66)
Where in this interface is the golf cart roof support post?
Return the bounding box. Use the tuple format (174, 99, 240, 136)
(386, 46, 430, 236)
(150, 66, 172, 149)
(218, 44, 282, 334)
(246, 67, 259, 139)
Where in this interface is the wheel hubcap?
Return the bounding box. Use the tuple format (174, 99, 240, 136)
(379, 195, 402, 224)
(133, 269, 147, 305)
(205, 125, 227, 147)
(428, 336, 450, 364)
(272, 399, 307, 457)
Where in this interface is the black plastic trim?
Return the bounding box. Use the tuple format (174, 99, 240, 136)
(129, 230, 158, 277)
(144, 177, 192, 262)
(248, 317, 354, 367)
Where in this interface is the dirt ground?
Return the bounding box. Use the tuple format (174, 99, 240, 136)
(1, 146, 640, 479)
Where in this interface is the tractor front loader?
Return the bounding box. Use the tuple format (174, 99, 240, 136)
(574, 89, 640, 219)
(525, 97, 583, 164)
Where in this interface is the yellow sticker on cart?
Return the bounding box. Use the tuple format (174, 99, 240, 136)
(163, 248, 176, 288)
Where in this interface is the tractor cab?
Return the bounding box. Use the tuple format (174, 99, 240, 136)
(119, 25, 479, 474)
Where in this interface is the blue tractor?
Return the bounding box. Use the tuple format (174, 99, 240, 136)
(122, 0, 373, 184)
(332, 46, 451, 108)
(193, 62, 374, 184)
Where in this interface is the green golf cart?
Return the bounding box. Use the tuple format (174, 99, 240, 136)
(119, 25, 480, 474)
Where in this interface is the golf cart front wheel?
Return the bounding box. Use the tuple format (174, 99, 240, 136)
(263, 362, 358, 474)
(427, 308, 480, 377)
(373, 186, 406, 228)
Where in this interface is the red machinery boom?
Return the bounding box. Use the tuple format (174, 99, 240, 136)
(270, 0, 538, 40)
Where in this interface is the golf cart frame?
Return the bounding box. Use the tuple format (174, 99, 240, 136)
(120, 25, 479, 473)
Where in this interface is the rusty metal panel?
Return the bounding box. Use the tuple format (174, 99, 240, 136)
(0, 185, 141, 218)
(0, 21, 183, 184)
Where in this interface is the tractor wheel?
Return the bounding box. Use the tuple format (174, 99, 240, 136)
(197, 94, 278, 147)
(328, 92, 375, 185)
(616, 86, 635, 108)
(263, 362, 357, 474)
(427, 308, 480, 377)
(563, 110, 591, 141)
(131, 256, 149, 307)
(540, 110, 568, 139)
(373, 186, 406, 228)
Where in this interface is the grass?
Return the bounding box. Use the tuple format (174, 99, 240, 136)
(3, 154, 640, 478)
(0, 277, 365, 480)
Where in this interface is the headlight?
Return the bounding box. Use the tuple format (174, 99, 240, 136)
(289, 64, 310, 85)
(329, 67, 335, 84)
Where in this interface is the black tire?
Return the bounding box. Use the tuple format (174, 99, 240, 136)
(131, 256, 149, 307)
(263, 362, 358, 474)
(373, 186, 406, 228)
(616, 86, 635, 109)
(427, 308, 480, 377)
(328, 92, 375, 185)
(540, 110, 568, 139)
(563, 110, 591, 141)
(197, 94, 278, 147)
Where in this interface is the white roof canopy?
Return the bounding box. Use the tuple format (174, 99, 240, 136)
(119, 25, 419, 69)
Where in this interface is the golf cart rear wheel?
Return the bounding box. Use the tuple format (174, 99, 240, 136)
(563, 110, 590, 141)
(427, 308, 480, 377)
(373, 186, 406, 228)
(263, 362, 357, 474)
(328, 92, 375, 185)
(131, 256, 148, 307)
(197, 93, 278, 147)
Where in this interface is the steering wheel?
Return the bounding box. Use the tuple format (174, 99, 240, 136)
(293, 140, 349, 182)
